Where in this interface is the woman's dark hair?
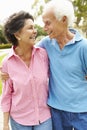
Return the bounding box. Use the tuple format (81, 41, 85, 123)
(4, 11, 34, 46)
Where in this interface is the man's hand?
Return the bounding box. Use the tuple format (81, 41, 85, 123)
(0, 66, 9, 81)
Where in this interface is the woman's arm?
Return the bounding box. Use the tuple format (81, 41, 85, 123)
(3, 112, 10, 130)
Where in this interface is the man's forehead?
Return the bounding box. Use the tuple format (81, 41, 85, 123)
(42, 12, 56, 21)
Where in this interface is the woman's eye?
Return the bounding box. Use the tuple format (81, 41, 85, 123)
(29, 26, 34, 30)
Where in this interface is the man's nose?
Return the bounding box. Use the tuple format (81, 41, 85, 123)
(43, 25, 48, 32)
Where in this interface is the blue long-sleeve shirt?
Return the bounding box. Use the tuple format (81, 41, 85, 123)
(36, 29, 87, 112)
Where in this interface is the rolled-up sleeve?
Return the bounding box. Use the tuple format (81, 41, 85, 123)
(1, 58, 13, 112)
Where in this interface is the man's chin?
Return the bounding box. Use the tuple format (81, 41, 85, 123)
(49, 35, 54, 39)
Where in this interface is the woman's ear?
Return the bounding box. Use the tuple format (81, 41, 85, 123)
(14, 32, 21, 41)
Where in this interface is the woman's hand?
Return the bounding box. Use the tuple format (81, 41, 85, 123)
(3, 124, 10, 130)
(3, 112, 10, 130)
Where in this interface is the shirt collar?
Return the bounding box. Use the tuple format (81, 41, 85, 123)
(69, 28, 83, 42)
(7, 45, 41, 60)
(64, 28, 83, 46)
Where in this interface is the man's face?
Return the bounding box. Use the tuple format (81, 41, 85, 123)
(42, 10, 64, 39)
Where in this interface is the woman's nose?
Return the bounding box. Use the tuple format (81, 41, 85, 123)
(33, 28, 37, 36)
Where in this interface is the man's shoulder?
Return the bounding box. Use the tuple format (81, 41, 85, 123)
(39, 36, 50, 43)
(36, 36, 56, 47)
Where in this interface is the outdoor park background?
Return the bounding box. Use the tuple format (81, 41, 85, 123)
(0, 0, 87, 95)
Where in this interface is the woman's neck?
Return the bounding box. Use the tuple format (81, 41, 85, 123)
(15, 45, 33, 67)
(15, 45, 33, 57)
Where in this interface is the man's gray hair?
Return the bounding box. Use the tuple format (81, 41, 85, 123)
(43, 0, 75, 27)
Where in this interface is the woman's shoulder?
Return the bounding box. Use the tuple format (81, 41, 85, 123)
(34, 46, 47, 54)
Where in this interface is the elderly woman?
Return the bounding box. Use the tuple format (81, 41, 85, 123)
(2, 0, 87, 130)
(1, 11, 52, 130)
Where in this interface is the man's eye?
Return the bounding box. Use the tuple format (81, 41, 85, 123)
(47, 22, 50, 25)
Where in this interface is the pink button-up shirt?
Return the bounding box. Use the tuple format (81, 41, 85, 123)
(1, 46, 51, 125)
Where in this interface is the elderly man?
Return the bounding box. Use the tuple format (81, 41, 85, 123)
(38, 0, 87, 130)
(1, 0, 87, 130)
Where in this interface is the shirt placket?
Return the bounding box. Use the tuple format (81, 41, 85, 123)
(31, 54, 40, 124)
(31, 78, 40, 124)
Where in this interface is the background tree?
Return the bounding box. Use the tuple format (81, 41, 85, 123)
(72, 0, 87, 37)
(73, 0, 87, 26)
(0, 25, 7, 44)
(35, 24, 47, 37)
(32, 0, 51, 19)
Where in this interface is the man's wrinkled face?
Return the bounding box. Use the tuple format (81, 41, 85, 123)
(42, 10, 64, 39)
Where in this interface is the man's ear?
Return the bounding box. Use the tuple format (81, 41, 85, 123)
(62, 16, 67, 22)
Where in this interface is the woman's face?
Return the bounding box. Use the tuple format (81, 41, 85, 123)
(16, 19, 37, 46)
